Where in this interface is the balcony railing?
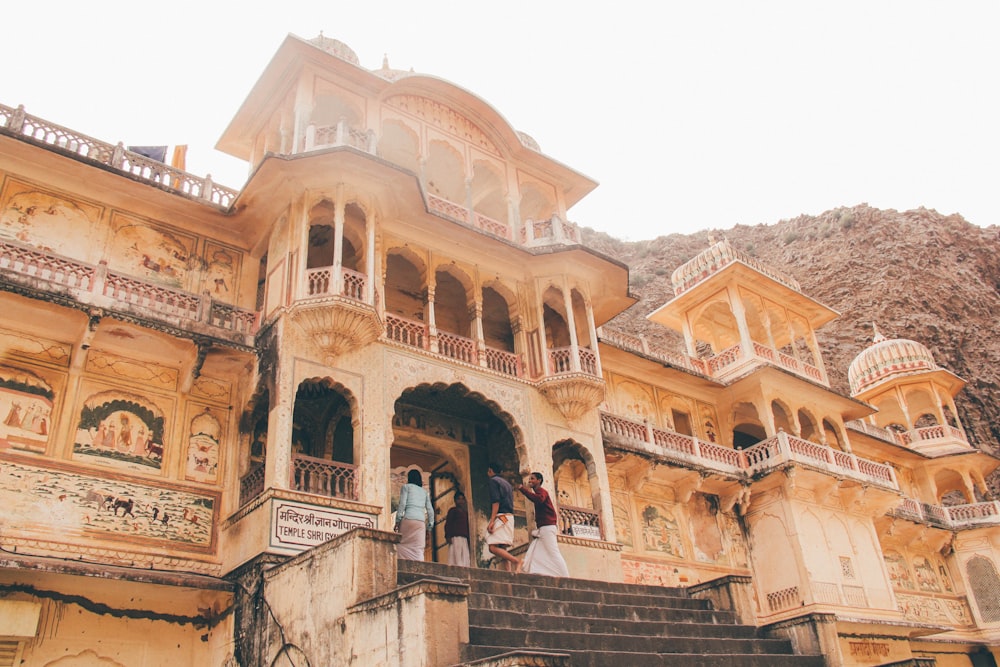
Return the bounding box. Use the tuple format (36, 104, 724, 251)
(890, 497, 1000, 529)
(0, 237, 259, 341)
(426, 194, 516, 242)
(306, 265, 368, 301)
(548, 345, 598, 376)
(597, 327, 823, 385)
(706, 341, 825, 384)
(559, 504, 602, 539)
(1, 103, 237, 208)
(437, 330, 477, 364)
(601, 412, 899, 491)
(845, 419, 970, 451)
(383, 313, 524, 379)
(483, 346, 522, 377)
(384, 313, 429, 349)
(240, 462, 266, 507)
(305, 121, 376, 153)
(744, 432, 896, 488)
(601, 412, 744, 475)
(901, 424, 967, 446)
(291, 454, 358, 500)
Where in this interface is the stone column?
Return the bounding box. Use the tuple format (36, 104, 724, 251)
(332, 186, 345, 296)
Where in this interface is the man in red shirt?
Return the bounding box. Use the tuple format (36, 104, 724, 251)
(444, 491, 470, 567)
(515, 472, 570, 577)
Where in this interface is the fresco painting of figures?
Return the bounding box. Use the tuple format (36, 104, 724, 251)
(73, 392, 166, 473)
(0, 366, 55, 453)
(0, 459, 215, 548)
(185, 407, 221, 484)
(109, 218, 196, 289)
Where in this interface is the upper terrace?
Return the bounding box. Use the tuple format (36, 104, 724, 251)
(0, 103, 586, 251)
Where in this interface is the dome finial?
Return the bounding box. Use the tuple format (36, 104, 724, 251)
(872, 322, 886, 344)
(382, 53, 390, 70)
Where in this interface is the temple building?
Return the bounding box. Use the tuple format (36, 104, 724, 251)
(1, 33, 998, 667)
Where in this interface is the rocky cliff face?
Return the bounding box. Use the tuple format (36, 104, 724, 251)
(584, 204, 1000, 462)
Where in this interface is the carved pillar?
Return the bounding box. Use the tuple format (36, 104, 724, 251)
(585, 297, 602, 377)
(266, 328, 296, 492)
(365, 210, 377, 305)
(333, 187, 345, 296)
(536, 289, 549, 376)
(727, 285, 753, 360)
(427, 280, 438, 353)
(472, 299, 486, 367)
(562, 278, 581, 373)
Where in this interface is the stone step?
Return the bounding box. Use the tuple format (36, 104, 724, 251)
(460, 646, 827, 667)
(466, 627, 797, 656)
(468, 593, 736, 625)
(398, 560, 686, 596)
(470, 608, 757, 638)
(466, 580, 710, 610)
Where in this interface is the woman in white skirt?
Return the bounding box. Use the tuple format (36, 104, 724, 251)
(395, 469, 434, 560)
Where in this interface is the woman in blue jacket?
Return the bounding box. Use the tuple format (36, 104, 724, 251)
(395, 469, 434, 560)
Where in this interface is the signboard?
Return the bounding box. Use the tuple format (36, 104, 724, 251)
(570, 524, 601, 540)
(270, 499, 377, 553)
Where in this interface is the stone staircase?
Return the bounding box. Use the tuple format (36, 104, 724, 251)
(397, 561, 827, 667)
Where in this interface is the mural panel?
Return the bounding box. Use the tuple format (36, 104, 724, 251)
(0, 457, 216, 550)
(0, 180, 104, 256)
(884, 550, 916, 590)
(640, 503, 685, 557)
(185, 406, 223, 484)
(108, 213, 197, 289)
(201, 241, 242, 305)
(688, 493, 724, 563)
(73, 388, 170, 474)
(0, 365, 56, 454)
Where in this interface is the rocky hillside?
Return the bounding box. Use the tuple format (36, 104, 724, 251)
(583, 204, 1000, 460)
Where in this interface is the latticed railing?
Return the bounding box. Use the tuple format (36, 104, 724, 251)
(305, 265, 368, 300)
(0, 237, 258, 339)
(104, 272, 201, 319)
(307, 122, 374, 153)
(548, 346, 598, 376)
(240, 462, 266, 507)
(0, 239, 96, 288)
(1, 103, 237, 207)
(558, 504, 602, 539)
(766, 586, 801, 613)
(437, 330, 477, 364)
(475, 212, 512, 240)
(291, 454, 358, 500)
(483, 346, 522, 378)
(427, 194, 470, 220)
(384, 313, 428, 349)
(341, 268, 366, 300)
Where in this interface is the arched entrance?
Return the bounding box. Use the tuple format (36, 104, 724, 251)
(390, 383, 522, 565)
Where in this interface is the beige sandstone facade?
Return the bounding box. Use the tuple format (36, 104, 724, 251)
(0, 33, 998, 667)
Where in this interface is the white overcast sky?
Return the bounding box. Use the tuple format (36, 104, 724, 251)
(4, 1, 997, 240)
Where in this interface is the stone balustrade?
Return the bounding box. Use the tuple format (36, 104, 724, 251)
(597, 327, 825, 385)
(1, 103, 237, 208)
(0, 237, 258, 344)
(890, 496, 1000, 530)
(601, 412, 898, 491)
(845, 419, 970, 450)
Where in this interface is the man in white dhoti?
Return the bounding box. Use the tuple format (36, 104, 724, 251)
(515, 472, 570, 577)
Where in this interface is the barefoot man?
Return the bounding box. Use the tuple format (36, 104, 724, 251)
(486, 462, 521, 571)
